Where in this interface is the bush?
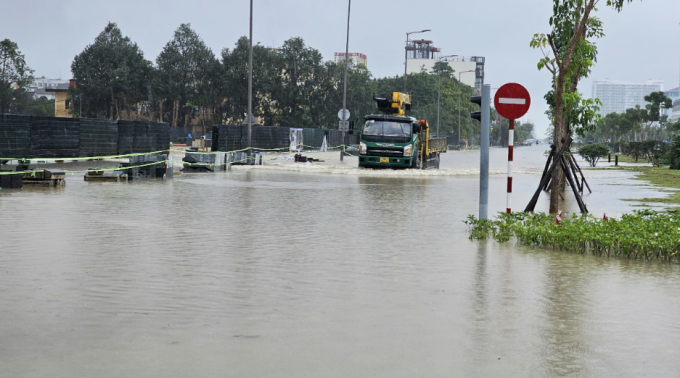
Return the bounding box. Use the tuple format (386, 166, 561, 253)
(465, 210, 680, 262)
(578, 143, 609, 167)
(670, 135, 680, 170)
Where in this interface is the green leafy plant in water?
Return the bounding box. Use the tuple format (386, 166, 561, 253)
(465, 210, 680, 263)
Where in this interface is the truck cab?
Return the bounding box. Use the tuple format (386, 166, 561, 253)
(358, 92, 446, 169)
(358, 115, 421, 169)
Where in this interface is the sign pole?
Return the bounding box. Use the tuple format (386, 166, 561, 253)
(494, 83, 531, 215)
(507, 118, 514, 213)
(479, 84, 490, 220)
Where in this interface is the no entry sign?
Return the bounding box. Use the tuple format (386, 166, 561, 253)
(494, 83, 530, 120)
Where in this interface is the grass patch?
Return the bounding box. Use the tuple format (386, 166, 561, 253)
(621, 166, 680, 204)
(614, 154, 647, 164)
(466, 211, 680, 262)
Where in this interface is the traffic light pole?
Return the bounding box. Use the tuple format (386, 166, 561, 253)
(479, 84, 490, 220)
(340, 0, 351, 163)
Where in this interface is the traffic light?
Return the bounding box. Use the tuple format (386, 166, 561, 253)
(470, 95, 482, 121)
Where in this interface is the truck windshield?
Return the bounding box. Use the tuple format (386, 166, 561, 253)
(362, 121, 411, 138)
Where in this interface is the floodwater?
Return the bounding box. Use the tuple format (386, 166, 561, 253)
(2, 145, 679, 377)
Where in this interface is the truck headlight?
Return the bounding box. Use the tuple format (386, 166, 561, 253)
(360, 142, 367, 155)
(403, 145, 412, 157)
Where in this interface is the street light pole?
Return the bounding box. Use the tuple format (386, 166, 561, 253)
(436, 54, 457, 138)
(457, 69, 475, 146)
(340, 0, 351, 162)
(247, 0, 254, 154)
(404, 29, 430, 93)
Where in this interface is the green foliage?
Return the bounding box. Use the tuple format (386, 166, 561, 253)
(71, 22, 152, 119)
(156, 23, 218, 126)
(577, 143, 609, 166)
(490, 111, 535, 146)
(13, 97, 55, 116)
(63, 24, 481, 134)
(584, 92, 674, 143)
(465, 210, 680, 262)
(670, 135, 680, 170)
(0, 39, 34, 114)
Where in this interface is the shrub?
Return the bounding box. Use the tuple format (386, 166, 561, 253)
(578, 143, 609, 167)
(465, 210, 680, 262)
(670, 135, 680, 170)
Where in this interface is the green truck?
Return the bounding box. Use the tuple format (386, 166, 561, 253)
(358, 92, 447, 169)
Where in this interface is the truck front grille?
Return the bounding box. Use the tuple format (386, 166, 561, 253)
(366, 148, 403, 157)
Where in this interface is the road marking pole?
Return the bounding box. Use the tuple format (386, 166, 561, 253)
(507, 118, 514, 213)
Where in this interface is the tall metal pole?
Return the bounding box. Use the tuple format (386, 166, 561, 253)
(404, 33, 408, 93)
(479, 84, 490, 220)
(247, 0, 254, 153)
(340, 0, 351, 162)
(458, 77, 461, 145)
(437, 71, 441, 138)
(403, 30, 430, 94)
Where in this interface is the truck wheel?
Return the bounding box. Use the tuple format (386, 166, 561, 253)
(412, 151, 421, 169)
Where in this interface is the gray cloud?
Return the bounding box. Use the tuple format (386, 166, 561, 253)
(1, 0, 678, 137)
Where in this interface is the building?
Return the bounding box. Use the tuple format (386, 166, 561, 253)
(592, 79, 664, 116)
(404, 39, 485, 92)
(670, 99, 680, 123)
(27, 76, 69, 101)
(333, 52, 367, 68)
(46, 80, 75, 118)
(663, 87, 679, 122)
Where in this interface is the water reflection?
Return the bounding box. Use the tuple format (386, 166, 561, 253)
(1, 149, 680, 377)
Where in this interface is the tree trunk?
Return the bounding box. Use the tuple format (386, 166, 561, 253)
(172, 100, 179, 127)
(550, 74, 567, 214)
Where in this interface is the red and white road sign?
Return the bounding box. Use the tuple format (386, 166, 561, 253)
(494, 83, 531, 120)
(494, 83, 531, 214)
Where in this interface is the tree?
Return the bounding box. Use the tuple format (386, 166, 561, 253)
(0, 39, 34, 114)
(274, 37, 324, 128)
(641, 91, 673, 140)
(71, 22, 151, 119)
(531, 0, 632, 213)
(156, 23, 218, 126)
(578, 143, 609, 167)
(220, 36, 281, 125)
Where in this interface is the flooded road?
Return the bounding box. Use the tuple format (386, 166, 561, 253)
(2, 145, 679, 377)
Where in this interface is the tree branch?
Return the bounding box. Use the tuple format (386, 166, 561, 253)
(547, 34, 562, 68)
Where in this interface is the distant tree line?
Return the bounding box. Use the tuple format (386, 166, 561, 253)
(4, 22, 524, 144)
(582, 91, 676, 144)
(0, 39, 55, 116)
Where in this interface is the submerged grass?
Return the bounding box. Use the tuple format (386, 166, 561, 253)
(465, 210, 680, 263)
(621, 166, 680, 204)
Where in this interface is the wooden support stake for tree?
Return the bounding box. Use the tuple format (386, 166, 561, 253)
(561, 155, 588, 213)
(524, 138, 573, 212)
(540, 147, 555, 191)
(566, 154, 582, 192)
(569, 154, 592, 193)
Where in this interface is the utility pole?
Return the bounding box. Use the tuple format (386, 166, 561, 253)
(340, 0, 351, 162)
(404, 29, 430, 93)
(247, 0, 254, 158)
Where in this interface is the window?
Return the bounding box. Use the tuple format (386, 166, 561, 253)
(65, 99, 70, 109)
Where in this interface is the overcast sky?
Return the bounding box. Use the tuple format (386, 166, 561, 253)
(1, 0, 678, 136)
